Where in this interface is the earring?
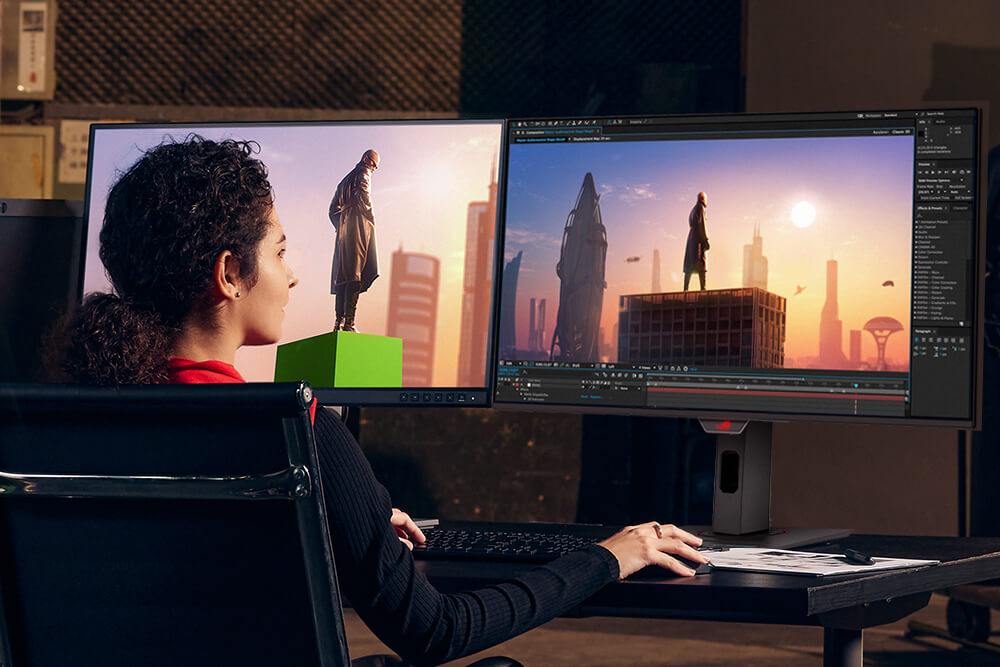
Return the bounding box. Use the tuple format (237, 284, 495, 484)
(235, 291, 241, 298)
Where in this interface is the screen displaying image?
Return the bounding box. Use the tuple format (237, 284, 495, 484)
(84, 121, 503, 393)
(495, 109, 980, 423)
(502, 134, 913, 371)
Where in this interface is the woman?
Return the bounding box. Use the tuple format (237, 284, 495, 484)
(59, 136, 708, 666)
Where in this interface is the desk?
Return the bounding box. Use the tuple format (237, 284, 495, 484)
(415, 524, 1000, 667)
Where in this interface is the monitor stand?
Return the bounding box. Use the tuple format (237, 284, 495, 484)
(683, 420, 852, 549)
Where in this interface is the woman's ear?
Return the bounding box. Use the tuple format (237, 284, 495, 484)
(213, 251, 243, 301)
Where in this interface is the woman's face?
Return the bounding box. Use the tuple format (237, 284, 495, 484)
(238, 208, 298, 346)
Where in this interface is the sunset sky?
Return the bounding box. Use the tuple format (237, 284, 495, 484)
(503, 134, 914, 369)
(84, 122, 503, 384)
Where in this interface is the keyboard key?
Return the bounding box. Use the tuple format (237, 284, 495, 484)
(414, 528, 597, 562)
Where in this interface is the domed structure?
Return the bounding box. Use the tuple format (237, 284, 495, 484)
(863, 317, 904, 371)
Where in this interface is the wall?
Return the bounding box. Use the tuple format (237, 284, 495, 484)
(771, 422, 959, 535)
(746, 0, 1000, 145)
(745, 0, 1000, 535)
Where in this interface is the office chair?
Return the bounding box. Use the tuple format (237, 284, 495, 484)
(0, 383, 521, 667)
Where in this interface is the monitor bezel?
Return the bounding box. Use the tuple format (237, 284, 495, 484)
(490, 107, 985, 429)
(81, 118, 509, 407)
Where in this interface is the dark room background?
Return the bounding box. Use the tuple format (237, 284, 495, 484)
(5, 0, 999, 536)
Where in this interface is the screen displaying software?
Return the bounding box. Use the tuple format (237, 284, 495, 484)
(494, 109, 981, 424)
(84, 121, 504, 404)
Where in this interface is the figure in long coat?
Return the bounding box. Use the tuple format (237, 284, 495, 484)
(683, 191, 709, 291)
(329, 149, 380, 331)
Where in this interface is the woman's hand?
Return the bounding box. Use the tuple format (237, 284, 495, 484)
(391, 508, 426, 550)
(597, 522, 707, 578)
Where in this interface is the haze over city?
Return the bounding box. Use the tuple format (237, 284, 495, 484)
(503, 134, 914, 370)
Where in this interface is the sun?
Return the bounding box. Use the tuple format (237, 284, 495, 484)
(791, 201, 816, 228)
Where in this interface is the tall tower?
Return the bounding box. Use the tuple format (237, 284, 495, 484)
(818, 258, 846, 367)
(652, 248, 662, 292)
(537, 298, 546, 351)
(386, 246, 440, 387)
(528, 298, 538, 351)
(525, 298, 547, 353)
(864, 317, 904, 371)
(550, 172, 607, 362)
(849, 329, 862, 367)
(457, 157, 498, 386)
(742, 224, 768, 289)
(498, 251, 522, 357)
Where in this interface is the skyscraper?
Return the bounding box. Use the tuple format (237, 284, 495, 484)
(528, 297, 537, 351)
(819, 258, 847, 367)
(742, 224, 768, 289)
(537, 298, 546, 351)
(619, 288, 786, 368)
(849, 329, 862, 367)
(526, 297, 547, 352)
(386, 246, 440, 387)
(457, 157, 498, 387)
(498, 251, 522, 358)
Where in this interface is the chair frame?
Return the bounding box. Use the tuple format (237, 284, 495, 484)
(0, 382, 350, 667)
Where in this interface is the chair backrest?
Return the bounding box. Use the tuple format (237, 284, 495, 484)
(0, 382, 350, 667)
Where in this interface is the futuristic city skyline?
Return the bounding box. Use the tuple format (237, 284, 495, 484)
(503, 133, 914, 370)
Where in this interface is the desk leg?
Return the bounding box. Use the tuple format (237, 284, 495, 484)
(823, 628, 862, 667)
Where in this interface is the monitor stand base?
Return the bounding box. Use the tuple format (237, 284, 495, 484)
(683, 525, 854, 549)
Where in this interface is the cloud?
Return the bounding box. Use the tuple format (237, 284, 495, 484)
(620, 184, 656, 203)
(506, 227, 562, 247)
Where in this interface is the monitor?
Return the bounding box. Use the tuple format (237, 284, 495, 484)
(83, 120, 505, 406)
(493, 108, 984, 544)
(0, 198, 84, 383)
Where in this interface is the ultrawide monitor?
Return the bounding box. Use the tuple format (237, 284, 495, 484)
(493, 109, 983, 427)
(83, 120, 505, 405)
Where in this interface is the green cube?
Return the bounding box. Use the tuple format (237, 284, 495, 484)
(274, 331, 403, 388)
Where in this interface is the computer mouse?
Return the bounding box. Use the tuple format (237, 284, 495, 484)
(630, 557, 712, 578)
(677, 557, 713, 576)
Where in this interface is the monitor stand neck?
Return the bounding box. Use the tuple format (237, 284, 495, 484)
(687, 419, 852, 549)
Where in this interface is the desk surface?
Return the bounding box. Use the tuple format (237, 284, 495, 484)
(415, 522, 1000, 630)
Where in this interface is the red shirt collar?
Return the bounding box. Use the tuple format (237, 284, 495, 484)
(167, 357, 246, 384)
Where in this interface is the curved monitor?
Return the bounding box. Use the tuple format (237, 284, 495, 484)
(493, 109, 983, 427)
(83, 120, 505, 406)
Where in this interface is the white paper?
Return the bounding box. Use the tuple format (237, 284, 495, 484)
(59, 120, 94, 184)
(706, 547, 938, 577)
(18, 1, 47, 93)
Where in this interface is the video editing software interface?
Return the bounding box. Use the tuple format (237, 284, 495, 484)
(84, 121, 504, 405)
(494, 109, 980, 423)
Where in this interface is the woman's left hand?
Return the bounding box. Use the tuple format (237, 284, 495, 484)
(391, 508, 426, 550)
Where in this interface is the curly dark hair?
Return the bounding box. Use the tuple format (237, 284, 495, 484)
(56, 136, 274, 385)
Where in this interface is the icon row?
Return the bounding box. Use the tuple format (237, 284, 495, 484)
(398, 391, 472, 404)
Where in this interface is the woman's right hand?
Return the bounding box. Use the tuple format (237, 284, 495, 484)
(597, 522, 708, 578)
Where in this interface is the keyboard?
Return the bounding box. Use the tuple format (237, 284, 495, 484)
(413, 527, 602, 562)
